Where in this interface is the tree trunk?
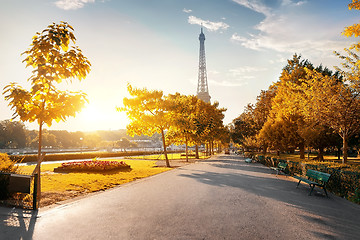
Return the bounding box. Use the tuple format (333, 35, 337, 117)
(299, 143, 305, 159)
(318, 147, 324, 161)
(342, 134, 348, 164)
(35, 121, 43, 208)
(185, 137, 189, 162)
(195, 145, 199, 159)
(262, 144, 267, 155)
(160, 128, 170, 167)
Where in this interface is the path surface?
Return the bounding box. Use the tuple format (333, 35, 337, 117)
(1, 154, 360, 239)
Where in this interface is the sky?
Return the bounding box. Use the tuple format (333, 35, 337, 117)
(0, 0, 358, 132)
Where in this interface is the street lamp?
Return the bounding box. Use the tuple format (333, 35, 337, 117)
(80, 137, 83, 153)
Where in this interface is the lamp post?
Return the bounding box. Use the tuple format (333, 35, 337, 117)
(80, 137, 83, 154)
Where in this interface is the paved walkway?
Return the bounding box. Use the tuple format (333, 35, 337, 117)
(1, 154, 360, 239)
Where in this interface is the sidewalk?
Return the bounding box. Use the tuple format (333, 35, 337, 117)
(1, 154, 360, 239)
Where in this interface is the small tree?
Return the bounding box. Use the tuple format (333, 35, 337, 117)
(3, 22, 91, 207)
(119, 84, 171, 167)
(166, 93, 198, 162)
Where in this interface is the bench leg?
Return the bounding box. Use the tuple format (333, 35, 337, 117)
(296, 180, 301, 188)
(323, 187, 329, 198)
(309, 184, 315, 196)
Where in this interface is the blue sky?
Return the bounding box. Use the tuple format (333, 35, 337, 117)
(0, 0, 358, 132)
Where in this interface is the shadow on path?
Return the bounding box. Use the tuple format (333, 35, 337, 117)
(0, 207, 38, 239)
(180, 154, 360, 240)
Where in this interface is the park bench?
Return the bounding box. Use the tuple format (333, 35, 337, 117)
(270, 162, 288, 175)
(0, 171, 39, 209)
(244, 158, 252, 163)
(293, 169, 331, 197)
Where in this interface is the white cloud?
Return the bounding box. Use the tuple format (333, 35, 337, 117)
(281, 0, 306, 7)
(188, 16, 229, 32)
(229, 66, 267, 76)
(209, 79, 249, 87)
(230, 0, 351, 66)
(231, 0, 272, 17)
(183, 8, 192, 13)
(54, 0, 95, 10)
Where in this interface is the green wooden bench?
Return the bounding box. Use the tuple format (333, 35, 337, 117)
(293, 169, 331, 197)
(270, 162, 288, 175)
(0, 172, 32, 196)
(0, 171, 38, 209)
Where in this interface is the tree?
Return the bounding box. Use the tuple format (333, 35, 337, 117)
(115, 137, 132, 151)
(3, 22, 91, 207)
(265, 54, 315, 158)
(192, 100, 226, 157)
(0, 120, 27, 149)
(166, 93, 199, 162)
(301, 68, 360, 163)
(343, 1, 360, 40)
(120, 84, 171, 167)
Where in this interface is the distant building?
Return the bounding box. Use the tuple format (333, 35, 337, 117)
(197, 28, 211, 103)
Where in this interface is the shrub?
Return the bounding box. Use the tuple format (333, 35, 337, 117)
(53, 159, 131, 173)
(8, 150, 177, 163)
(0, 153, 19, 200)
(257, 153, 360, 204)
(0, 153, 19, 173)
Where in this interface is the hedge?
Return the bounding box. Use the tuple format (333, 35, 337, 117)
(9, 150, 179, 163)
(254, 154, 360, 204)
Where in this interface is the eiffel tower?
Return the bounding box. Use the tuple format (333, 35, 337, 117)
(197, 27, 211, 103)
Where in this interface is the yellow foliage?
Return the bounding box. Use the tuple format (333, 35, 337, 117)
(349, 0, 360, 10)
(343, 1, 360, 38)
(343, 23, 360, 38)
(0, 153, 19, 173)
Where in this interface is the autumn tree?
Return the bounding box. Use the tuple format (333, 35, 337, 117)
(303, 0, 360, 163)
(192, 100, 226, 157)
(3, 22, 91, 207)
(301, 68, 360, 163)
(120, 84, 171, 167)
(166, 93, 198, 162)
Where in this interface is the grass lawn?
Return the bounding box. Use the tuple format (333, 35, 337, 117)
(16, 159, 171, 207)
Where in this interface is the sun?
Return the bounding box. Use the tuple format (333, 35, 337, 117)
(77, 103, 129, 131)
(79, 104, 102, 122)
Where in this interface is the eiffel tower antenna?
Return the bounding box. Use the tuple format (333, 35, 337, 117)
(197, 26, 211, 103)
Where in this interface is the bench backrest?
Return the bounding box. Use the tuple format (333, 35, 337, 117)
(306, 169, 331, 183)
(278, 162, 288, 169)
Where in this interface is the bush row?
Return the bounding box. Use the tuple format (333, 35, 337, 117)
(9, 150, 179, 163)
(244, 152, 360, 204)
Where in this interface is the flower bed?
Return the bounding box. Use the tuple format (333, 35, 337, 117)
(54, 159, 131, 173)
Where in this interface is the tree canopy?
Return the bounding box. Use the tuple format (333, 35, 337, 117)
(3, 21, 91, 207)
